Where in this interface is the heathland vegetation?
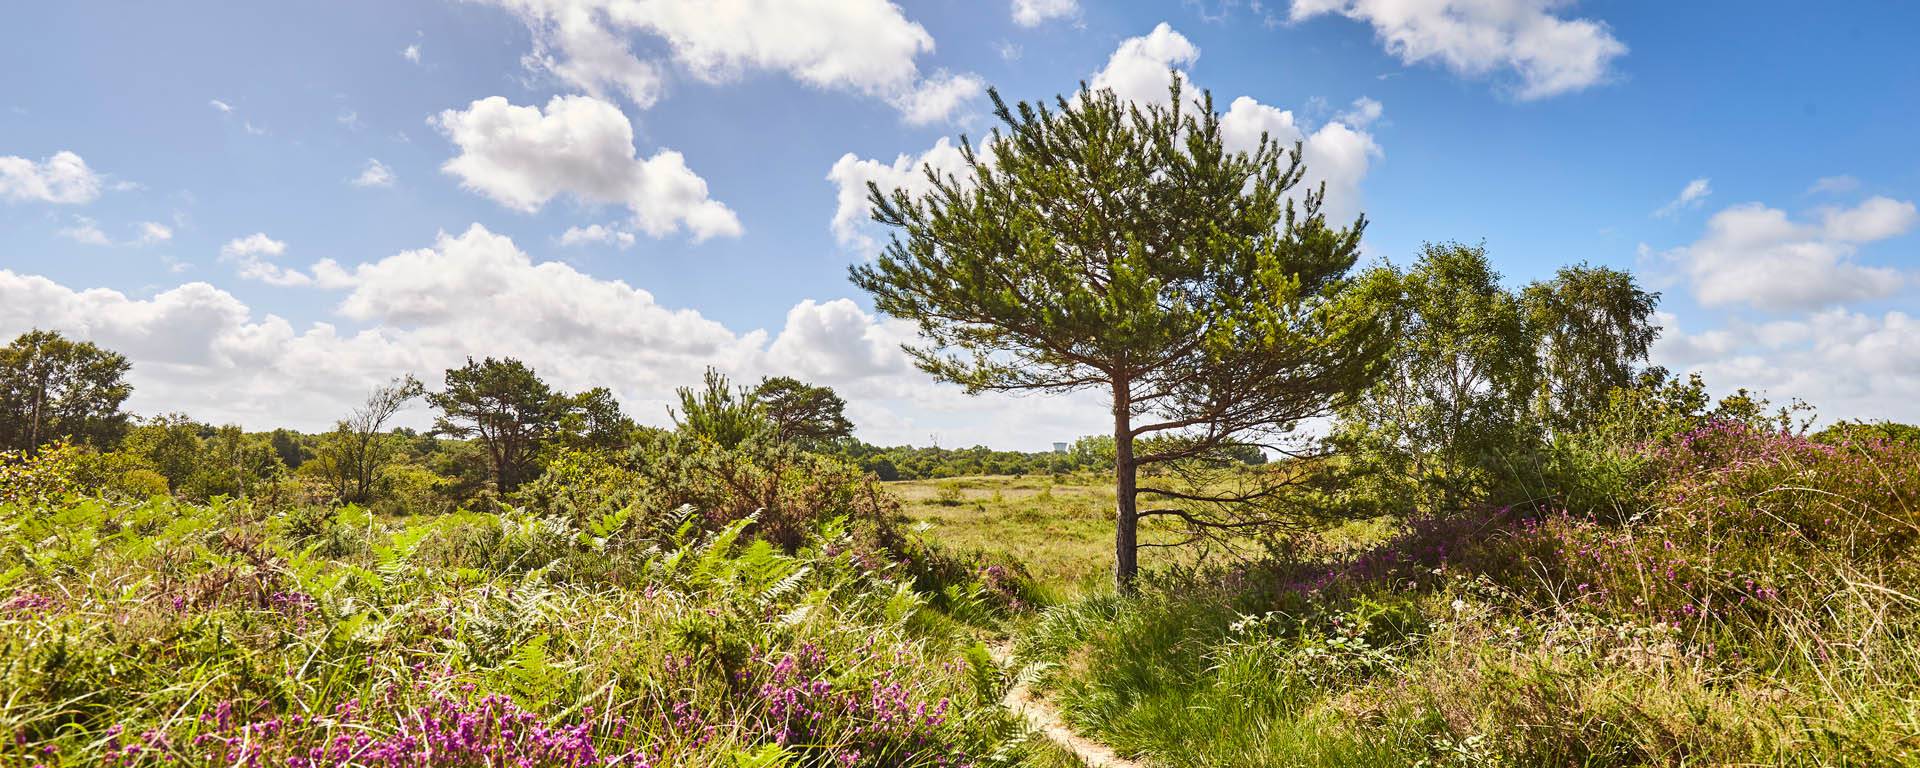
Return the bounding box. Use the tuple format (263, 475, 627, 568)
(5, 82, 1919, 767)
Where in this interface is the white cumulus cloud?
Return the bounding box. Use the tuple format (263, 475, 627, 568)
(827, 136, 979, 254)
(830, 24, 1384, 250)
(57, 217, 112, 246)
(1219, 96, 1382, 225)
(1821, 195, 1918, 242)
(1655, 309, 1920, 425)
(559, 223, 637, 248)
(222, 233, 287, 259)
(479, 0, 980, 123)
(218, 233, 346, 288)
(1, 150, 102, 204)
(1089, 22, 1201, 105)
(434, 95, 742, 240)
(894, 71, 986, 126)
(1287, 0, 1626, 100)
(765, 298, 912, 381)
(1663, 196, 1913, 312)
(0, 225, 1109, 447)
(1654, 177, 1711, 218)
(136, 221, 174, 245)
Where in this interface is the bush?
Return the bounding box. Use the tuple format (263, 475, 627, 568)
(629, 432, 904, 554)
(113, 468, 171, 498)
(376, 461, 456, 516)
(0, 442, 84, 504)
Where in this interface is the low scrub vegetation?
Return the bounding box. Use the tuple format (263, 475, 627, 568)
(0, 451, 1067, 766)
(1020, 413, 1920, 766)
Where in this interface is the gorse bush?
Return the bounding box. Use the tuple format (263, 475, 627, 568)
(628, 431, 904, 555)
(1023, 419, 1920, 767)
(0, 479, 1059, 767)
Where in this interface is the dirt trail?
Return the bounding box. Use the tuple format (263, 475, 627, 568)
(989, 644, 1148, 768)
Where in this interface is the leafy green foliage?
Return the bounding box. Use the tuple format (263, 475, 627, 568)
(1813, 418, 1920, 448)
(310, 374, 424, 504)
(1335, 246, 1661, 514)
(429, 357, 632, 493)
(429, 357, 564, 492)
(1334, 243, 1535, 510)
(853, 81, 1393, 589)
(1522, 263, 1661, 434)
(0, 485, 1053, 766)
(752, 376, 855, 447)
(1024, 425, 1920, 766)
(0, 329, 132, 454)
(670, 367, 770, 450)
(630, 428, 902, 554)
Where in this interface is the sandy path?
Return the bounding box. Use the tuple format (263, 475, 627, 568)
(989, 644, 1148, 768)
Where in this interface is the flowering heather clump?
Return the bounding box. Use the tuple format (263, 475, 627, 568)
(1, 592, 56, 614)
(1262, 421, 1920, 625)
(747, 643, 969, 767)
(1645, 420, 1920, 559)
(177, 693, 649, 768)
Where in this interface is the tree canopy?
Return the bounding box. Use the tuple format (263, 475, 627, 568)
(427, 357, 600, 492)
(1523, 263, 1661, 433)
(852, 82, 1394, 591)
(670, 368, 768, 450)
(753, 376, 855, 447)
(1334, 244, 1661, 511)
(312, 374, 424, 504)
(0, 329, 133, 454)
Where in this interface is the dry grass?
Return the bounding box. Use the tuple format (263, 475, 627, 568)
(892, 473, 1199, 595)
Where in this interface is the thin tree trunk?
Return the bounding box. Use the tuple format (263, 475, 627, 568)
(27, 355, 47, 455)
(27, 383, 43, 456)
(1112, 378, 1139, 595)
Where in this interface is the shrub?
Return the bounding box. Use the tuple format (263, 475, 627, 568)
(113, 467, 172, 498)
(629, 432, 903, 554)
(0, 442, 83, 505)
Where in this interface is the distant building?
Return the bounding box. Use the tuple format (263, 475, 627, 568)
(1052, 442, 1069, 454)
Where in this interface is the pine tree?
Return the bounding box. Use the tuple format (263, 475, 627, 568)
(852, 81, 1393, 591)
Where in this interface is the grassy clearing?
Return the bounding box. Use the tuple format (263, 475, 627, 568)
(894, 474, 1398, 598)
(892, 473, 1275, 599)
(893, 474, 1119, 595)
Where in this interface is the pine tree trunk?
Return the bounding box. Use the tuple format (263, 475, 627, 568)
(1112, 379, 1139, 595)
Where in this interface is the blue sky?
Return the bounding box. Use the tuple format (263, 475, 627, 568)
(3, 1, 1917, 447)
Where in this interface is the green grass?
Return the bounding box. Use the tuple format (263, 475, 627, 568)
(893, 473, 1119, 595)
(892, 472, 1249, 599)
(1006, 426, 1920, 767)
(19, 424, 1914, 767)
(894, 473, 1399, 598)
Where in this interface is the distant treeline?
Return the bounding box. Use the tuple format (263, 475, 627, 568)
(0, 330, 1272, 516)
(830, 437, 1264, 481)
